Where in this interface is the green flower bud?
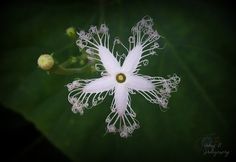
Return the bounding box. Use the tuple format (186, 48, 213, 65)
(37, 54, 54, 70)
(66, 27, 76, 38)
(80, 60, 85, 65)
(70, 56, 77, 63)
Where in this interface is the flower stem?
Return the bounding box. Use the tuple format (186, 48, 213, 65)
(53, 60, 95, 75)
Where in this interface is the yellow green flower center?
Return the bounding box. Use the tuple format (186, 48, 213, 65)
(116, 73, 126, 83)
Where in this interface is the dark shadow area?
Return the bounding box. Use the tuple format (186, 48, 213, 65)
(0, 105, 70, 162)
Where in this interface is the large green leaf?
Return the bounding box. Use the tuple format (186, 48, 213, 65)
(1, 1, 234, 161)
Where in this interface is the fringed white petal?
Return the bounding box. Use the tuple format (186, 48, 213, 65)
(122, 16, 161, 74)
(122, 45, 143, 74)
(83, 76, 115, 93)
(135, 74, 181, 110)
(98, 46, 121, 74)
(114, 84, 129, 115)
(76, 24, 121, 75)
(105, 87, 140, 138)
(126, 74, 155, 91)
(66, 77, 114, 115)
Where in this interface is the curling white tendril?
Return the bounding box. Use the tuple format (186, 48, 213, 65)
(66, 16, 180, 138)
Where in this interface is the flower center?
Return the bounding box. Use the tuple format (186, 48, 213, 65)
(116, 73, 126, 83)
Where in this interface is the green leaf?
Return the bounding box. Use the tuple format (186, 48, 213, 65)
(1, 1, 234, 161)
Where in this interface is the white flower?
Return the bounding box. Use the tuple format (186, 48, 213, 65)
(66, 16, 180, 138)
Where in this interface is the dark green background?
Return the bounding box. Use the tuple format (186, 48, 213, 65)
(0, 0, 235, 161)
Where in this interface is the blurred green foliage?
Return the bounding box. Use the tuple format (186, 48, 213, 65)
(0, 0, 235, 161)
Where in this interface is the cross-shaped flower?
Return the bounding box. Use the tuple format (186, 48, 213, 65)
(66, 16, 180, 138)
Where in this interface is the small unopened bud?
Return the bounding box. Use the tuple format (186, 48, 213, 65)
(80, 60, 85, 65)
(70, 56, 77, 63)
(66, 27, 76, 38)
(37, 54, 54, 70)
